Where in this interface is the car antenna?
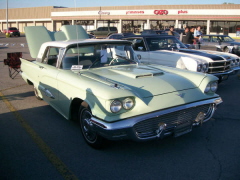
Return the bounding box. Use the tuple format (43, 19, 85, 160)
(74, 0, 80, 66)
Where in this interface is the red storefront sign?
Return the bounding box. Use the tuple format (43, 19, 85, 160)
(178, 10, 188, 14)
(154, 10, 168, 15)
(126, 11, 144, 15)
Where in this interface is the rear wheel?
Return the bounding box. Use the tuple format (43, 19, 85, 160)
(79, 106, 106, 149)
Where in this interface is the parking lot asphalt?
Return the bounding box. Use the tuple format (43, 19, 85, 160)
(0, 33, 240, 180)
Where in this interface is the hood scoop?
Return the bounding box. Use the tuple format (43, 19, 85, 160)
(136, 72, 163, 78)
(108, 66, 164, 79)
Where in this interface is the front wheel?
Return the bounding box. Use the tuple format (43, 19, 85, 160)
(79, 107, 106, 149)
(223, 46, 229, 53)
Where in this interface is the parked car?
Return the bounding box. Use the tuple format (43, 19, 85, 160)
(88, 33, 96, 39)
(200, 34, 240, 56)
(123, 35, 240, 81)
(21, 25, 222, 148)
(165, 28, 184, 34)
(87, 26, 118, 38)
(106, 33, 135, 39)
(2, 27, 20, 37)
(141, 29, 167, 35)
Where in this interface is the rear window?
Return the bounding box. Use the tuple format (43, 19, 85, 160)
(9, 28, 18, 30)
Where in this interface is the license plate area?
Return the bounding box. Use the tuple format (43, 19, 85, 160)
(174, 121, 192, 137)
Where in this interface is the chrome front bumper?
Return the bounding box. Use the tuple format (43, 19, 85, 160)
(89, 97, 223, 141)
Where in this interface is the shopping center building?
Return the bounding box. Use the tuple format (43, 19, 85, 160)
(1, 4, 240, 37)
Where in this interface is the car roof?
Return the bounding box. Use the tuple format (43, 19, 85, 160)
(124, 34, 175, 38)
(202, 34, 230, 37)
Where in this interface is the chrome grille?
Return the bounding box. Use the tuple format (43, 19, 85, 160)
(208, 61, 231, 74)
(134, 104, 214, 139)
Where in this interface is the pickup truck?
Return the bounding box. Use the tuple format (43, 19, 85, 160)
(20, 25, 222, 148)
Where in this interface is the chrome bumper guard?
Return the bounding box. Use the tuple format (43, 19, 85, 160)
(90, 97, 222, 141)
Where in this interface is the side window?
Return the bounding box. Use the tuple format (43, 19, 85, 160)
(132, 39, 146, 51)
(97, 27, 103, 31)
(202, 36, 209, 42)
(212, 36, 218, 42)
(42, 47, 59, 67)
(110, 27, 117, 31)
(102, 27, 108, 31)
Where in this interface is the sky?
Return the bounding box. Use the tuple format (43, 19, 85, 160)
(0, 0, 239, 9)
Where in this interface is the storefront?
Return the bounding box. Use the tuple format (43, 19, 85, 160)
(1, 4, 240, 37)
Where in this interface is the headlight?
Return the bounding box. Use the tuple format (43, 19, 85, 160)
(210, 81, 218, 92)
(202, 64, 208, 72)
(122, 98, 134, 110)
(205, 81, 218, 93)
(204, 83, 211, 93)
(110, 100, 122, 113)
(197, 64, 202, 72)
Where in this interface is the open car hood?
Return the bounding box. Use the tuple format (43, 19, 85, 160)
(24, 25, 89, 58)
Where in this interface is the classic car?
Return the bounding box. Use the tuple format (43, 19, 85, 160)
(123, 35, 240, 81)
(20, 25, 222, 148)
(200, 34, 240, 56)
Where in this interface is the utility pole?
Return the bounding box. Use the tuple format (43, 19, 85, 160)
(6, 0, 9, 36)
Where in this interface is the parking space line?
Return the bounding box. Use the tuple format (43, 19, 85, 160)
(0, 91, 79, 180)
(0, 83, 27, 92)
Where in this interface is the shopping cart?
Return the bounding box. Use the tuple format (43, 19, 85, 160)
(3, 52, 22, 79)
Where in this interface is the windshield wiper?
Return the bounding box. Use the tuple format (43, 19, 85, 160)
(115, 54, 138, 65)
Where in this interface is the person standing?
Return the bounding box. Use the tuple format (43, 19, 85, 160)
(182, 27, 190, 44)
(168, 26, 175, 36)
(194, 25, 202, 49)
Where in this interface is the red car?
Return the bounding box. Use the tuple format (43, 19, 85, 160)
(3, 27, 20, 37)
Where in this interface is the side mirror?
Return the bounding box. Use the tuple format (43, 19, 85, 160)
(138, 46, 144, 51)
(137, 54, 141, 60)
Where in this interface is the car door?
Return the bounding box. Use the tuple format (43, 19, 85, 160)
(201, 35, 215, 50)
(37, 47, 60, 109)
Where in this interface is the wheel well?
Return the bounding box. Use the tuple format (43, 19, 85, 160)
(70, 98, 89, 121)
(224, 46, 229, 51)
(27, 79, 33, 85)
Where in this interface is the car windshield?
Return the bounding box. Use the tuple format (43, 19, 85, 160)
(61, 43, 138, 70)
(145, 36, 187, 51)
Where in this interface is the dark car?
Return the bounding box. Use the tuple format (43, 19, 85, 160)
(201, 35, 240, 56)
(106, 33, 135, 39)
(2, 27, 20, 37)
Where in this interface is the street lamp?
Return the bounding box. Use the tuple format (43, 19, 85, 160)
(6, 0, 9, 37)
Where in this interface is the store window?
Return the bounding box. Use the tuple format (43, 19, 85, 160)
(122, 20, 146, 33)
(150, 20, 174, 30)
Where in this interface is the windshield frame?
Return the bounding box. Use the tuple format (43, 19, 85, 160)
(60, 43, 139, 70)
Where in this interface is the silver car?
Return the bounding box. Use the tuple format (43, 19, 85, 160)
(201, 35, 240, 56)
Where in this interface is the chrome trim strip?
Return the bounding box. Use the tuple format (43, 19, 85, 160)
(211, 69, 234, 76)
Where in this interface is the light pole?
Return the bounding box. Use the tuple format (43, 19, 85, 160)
(6, 0, 9, 37)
